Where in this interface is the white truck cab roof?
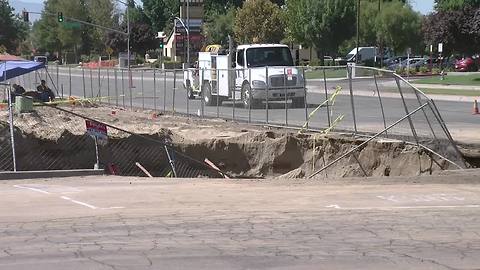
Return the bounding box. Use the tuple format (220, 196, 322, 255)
(236, 44, 289, 50)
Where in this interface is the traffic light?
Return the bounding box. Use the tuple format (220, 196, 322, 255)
(57, 12, 64, 22)
(22, 11, 29, 22)
(159, 38, 164, 49)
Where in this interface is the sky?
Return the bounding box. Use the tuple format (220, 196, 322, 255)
(19, 0, 436, 15)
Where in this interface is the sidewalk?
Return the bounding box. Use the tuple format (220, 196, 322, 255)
(412, 83, 480, 91)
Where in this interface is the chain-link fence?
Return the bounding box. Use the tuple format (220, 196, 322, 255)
(2, 63, 467, 175)
(0, 94, 225, 178)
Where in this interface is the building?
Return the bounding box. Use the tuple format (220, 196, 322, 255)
(165, 0, 204, 63)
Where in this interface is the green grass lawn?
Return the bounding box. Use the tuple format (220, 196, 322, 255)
(419, 88, 480, 96)
(305, 68, 347, 79)
(415, 74, 480, 86)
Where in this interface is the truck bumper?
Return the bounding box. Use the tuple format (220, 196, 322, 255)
(251, 87, 305, 100)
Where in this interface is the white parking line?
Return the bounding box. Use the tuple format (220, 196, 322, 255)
(13, 185, 50, 194)
(325, 204, 480, 211)
(60, 196, 97, 209)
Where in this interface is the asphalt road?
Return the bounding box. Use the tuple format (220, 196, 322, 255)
(1, 173, 480, 269)
(13, 67, 479, 143)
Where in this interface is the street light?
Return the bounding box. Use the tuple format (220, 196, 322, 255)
(112, 0, 131, 80)
(174, 16, 190, 67)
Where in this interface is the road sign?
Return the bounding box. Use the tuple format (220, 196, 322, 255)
(438, 43, 443, 53)
(106, 47, 113, 56)
(62, 22, 81, 29)
(85, 120, 108, 145)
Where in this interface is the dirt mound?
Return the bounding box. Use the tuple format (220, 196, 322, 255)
(177, 132, 459, 179)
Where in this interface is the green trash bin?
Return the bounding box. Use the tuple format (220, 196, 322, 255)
(15, 96, 33, 113)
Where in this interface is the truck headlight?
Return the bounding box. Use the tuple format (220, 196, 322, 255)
(251, 80, 266, 88)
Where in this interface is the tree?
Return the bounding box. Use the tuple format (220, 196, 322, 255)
(286, 0, 356, 64)
(85, 0, 117, 52)
(423, 6, 480, 54)
(375, 1, 422, 54)
(435, 0, 480, 10)
(0, 0, 28, 53)
(203, 8, 235, 45)
(234, 0, 285, 44)
(106, 5, 157, 56)
(142, 0, 179, 33)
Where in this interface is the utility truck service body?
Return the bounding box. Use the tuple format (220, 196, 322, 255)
(184, 44, 306, 108)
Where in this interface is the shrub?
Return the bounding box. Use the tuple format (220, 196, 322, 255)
(419, 66, 429, 73)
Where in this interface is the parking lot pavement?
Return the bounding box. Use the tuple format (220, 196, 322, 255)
(1, 174, 480, 269)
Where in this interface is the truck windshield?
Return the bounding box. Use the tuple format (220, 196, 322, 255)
(246, 47, 293, 67)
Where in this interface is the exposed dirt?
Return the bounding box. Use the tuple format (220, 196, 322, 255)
(0, 104, 474, 178)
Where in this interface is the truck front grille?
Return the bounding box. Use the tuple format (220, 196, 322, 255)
(270, 75, 297, 87)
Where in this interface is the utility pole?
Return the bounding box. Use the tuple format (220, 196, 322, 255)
(378, 0, 383, 67)
(186, 0, 190, 68)
(356, 0, 360, 64)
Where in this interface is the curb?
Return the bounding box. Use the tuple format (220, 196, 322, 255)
(0, 169, 104, 180)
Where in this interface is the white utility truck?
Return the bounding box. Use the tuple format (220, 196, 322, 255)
(184, 44, 306, 108)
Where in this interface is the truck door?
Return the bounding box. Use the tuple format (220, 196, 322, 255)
(236, 49, 245, 88)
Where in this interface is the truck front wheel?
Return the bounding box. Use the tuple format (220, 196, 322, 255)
(242, 83, 260, 109)
(292, 97, 306, 108)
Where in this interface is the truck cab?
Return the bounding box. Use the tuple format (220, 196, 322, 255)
(233, 44, 305, 108)
(184, 44, 306, 108)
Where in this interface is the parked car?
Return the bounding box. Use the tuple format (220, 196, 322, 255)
(387, 58, 424, 71)
(455, 57, 478, 72)
(384, 56, 407, 67)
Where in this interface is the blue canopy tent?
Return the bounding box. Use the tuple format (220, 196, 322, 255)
(0, 60, 45, 81)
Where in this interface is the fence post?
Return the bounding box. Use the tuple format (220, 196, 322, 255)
(394, 76, 420, 145)
(97, 67, 101, 99)
(248, 68, 251, 123)
(216, 69, 219, 118)
(266, 66, 269, 124)
(373, 72, 387, 136)
(173, 69, 176, 115)
(164, 145, 177, 177)
(107, 68, 110, 105)
(163, 69, 167, 112)
(68, 66, 72, 97)
(56, 64, 59, 96)
(121, 69, 125, 108)
(185, 67, 189, 116)
(90, 69, 94, 98)
(284, 67, 288, 126)
(141, 69, 145, 110)
(201, 69, 205, 118)
(153, 69, 157, 112)
(7, 90, 17, 171)
(129, 70, 133, 109)
(347, 64, 358, 135)
(429, 99, 467, 168)
(114, 69, 118, 107)
(82, 68, 86, 98)
(232, 67, 235, 121)
(323, 67, 331, 128)
(303, 67, 308, 129)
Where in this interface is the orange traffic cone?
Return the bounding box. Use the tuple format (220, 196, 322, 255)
(473, 99, 479, 115)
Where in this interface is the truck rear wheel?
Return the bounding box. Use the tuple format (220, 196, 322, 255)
(185, 79, 195, 99)
(202, 82, 222, 106)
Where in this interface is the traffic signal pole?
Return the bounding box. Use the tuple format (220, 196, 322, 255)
(24, 11, 127, 35)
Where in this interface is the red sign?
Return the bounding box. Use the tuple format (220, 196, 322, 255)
(85, 120, 108, 145)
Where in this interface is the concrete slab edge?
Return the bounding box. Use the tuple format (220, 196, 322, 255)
(0, 169, 104, 180)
